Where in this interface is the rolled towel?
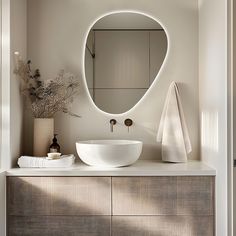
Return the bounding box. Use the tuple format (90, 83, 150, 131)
(18, 154, 75, 168)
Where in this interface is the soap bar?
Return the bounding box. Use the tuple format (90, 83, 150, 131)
(46, 152, 61, 160)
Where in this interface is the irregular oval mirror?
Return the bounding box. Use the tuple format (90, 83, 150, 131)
(85, 12, 167, 114)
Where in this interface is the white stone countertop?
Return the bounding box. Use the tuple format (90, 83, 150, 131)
(6, 160, 216, 176)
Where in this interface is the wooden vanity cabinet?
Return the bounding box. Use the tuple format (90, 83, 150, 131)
(112, 176, 214, 236)
(7, 177, 111, 216)
(7, 177, 111, 236)
(7, 176, 214, 236)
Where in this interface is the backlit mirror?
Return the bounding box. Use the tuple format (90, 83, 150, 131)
(85, 12, 167, 114)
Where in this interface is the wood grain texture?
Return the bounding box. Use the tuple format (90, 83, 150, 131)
(7, 176, 215, 235)
(112, 177, 214, 216)
(8, 216, 110, 236)
(112, 216, 214, 236)
(7, 177, 111, 216)
(112, 177, 177, 215)
(177, 176, 214, 215)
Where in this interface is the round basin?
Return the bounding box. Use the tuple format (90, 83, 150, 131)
(76, 140, 143, 167)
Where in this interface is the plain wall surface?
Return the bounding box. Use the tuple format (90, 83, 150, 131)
(26, 0, 199, 160)
(10, 0, 27, 166)
(199, 0, 228, 235)
(2, 0, 10, 170)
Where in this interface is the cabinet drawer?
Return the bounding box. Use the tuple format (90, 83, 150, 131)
(8, 216, 110, 236)
(112, 177, 214, 215)
(7, 177, 111, 216)
(112, 216, 214, 236)
(112, 177, 177, 215)
(177, 176, 214, 215)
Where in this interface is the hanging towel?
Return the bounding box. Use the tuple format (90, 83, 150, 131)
(156, 82, 192, 162)
(18, 154, 75, 168)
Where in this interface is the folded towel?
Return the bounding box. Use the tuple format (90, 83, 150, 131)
(18, 154, 75, 168)
(157, 82, 192, 162)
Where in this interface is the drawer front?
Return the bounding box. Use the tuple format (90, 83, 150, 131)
(112, 177, 214, 215)
(8, 216, 111, 236)
(8, 177, 111, 215)
(177, 176, 214, 215)
(112, 216, 214, 236)
(112, 177, 177, 215)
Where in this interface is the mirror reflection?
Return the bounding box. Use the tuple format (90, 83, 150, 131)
(85, 13, 167, 114)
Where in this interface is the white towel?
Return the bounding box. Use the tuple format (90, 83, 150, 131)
(157, 82, 192, 162)
(18, 154, 75, 168)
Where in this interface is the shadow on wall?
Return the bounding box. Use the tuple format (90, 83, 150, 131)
(7, 177, 213, 236)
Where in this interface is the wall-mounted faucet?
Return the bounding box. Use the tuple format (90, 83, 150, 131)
(124, 118, 133, 132)
(109, 119, 117, 132)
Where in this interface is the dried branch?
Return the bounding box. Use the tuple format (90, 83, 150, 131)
(14, 59, 80, 118)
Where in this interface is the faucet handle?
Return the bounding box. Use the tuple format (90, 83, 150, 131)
(109, 119, 117, 132)
(124, 118, 133, 132)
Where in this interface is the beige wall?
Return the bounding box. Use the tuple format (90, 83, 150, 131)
(199, 0, 228, 235)
(25, 0, 199, 160)
(10, 0, 27, 167)
(2, 0, 10, 170)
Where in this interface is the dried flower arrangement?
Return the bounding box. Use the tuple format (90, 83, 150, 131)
(14, 59, 80, 118)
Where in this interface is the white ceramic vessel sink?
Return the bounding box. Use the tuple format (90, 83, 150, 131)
(76, 140, 143, 167)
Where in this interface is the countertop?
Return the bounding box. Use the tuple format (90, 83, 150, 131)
(6, 160, 216, 176)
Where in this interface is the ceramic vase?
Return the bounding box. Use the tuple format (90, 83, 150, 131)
(33, 118, 54, 157)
